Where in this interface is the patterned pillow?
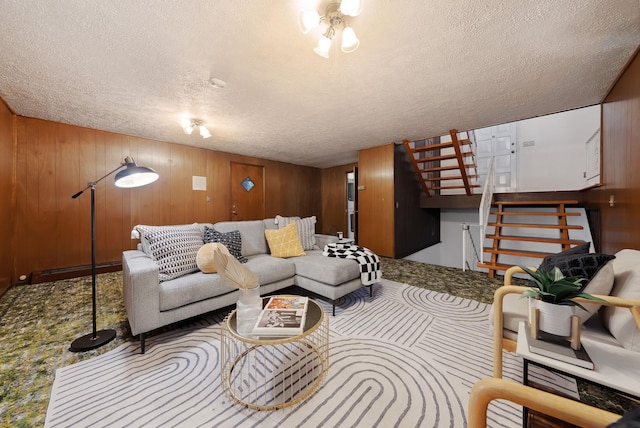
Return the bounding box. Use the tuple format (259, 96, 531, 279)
(532, 242, 591, 287)
(203, 226, 248, 263)
(276, 215, 317, 250)
(135, 224, 203, 281)
(537, 242, 591, 273)
(265, 222, 306, 258)
(547, 253, 615, 286)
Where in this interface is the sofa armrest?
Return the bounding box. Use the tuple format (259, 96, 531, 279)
(122, 250, 161, 336)
(315, 233, 338, 248)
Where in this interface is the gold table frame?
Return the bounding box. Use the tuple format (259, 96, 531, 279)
(220, 296, 329, 410)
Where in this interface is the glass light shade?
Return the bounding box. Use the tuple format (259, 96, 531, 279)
(199, 125, 212, 139)
(314, 35, 332, 58)
(341, 27, 360, 53)
(114, 165, 159, 188)
(180, 118, 194, 135)
(339, 0, 363, 16)
(299, 10, 320, 34)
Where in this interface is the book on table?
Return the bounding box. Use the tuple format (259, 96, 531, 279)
(251, 296, 309, 336)
(527, 330, 594, 370)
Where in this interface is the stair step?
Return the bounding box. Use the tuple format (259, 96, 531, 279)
(416, 152, 474, 162)
(424, 174, 478, 181)
(477, 262, 517, 272)
(412, 139, 472, 152)
(494, 200, 579, 206)
(432, 184, 481, 190)
(487, 222, 583, 230)
(483, 248, 551, 259)
(485, 235, 586, 245)
(420, 163, 476, 173)
(491, 211, 581, 217)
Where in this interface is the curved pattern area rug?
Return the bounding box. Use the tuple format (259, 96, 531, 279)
(45, 279, 575, 428)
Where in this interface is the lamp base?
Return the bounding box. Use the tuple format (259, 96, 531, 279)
(69, 329, 116, 352)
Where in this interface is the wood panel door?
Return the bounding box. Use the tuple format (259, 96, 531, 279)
(357, 144, 395, 257)
(230, 162, 265, 221)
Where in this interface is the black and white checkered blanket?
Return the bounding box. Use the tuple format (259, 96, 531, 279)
(323, 243, 382, 285)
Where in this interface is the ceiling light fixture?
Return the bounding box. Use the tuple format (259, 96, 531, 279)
(209, 77, 227, 89)
(299, 0, 363, 58)
(181, 118, 212, 139)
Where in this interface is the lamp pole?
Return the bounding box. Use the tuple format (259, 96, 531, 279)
(69, 158, 158, 352)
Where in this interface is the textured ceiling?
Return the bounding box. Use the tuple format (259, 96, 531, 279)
(0, 1, 638, 168)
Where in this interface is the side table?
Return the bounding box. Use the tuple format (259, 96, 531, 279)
(220, 296, 329, 410)
(516, 322, 640, 426)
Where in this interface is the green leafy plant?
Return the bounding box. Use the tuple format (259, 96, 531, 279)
(519, 266, 606, 311)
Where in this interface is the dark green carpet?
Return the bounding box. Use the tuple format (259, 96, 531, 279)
(0, 258, 632, 427)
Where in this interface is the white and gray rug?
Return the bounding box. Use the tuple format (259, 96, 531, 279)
(45, 279, 576, 428)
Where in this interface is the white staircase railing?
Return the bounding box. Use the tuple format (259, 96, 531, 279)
(478, 157, 495, 264)
(461, 156, 495, 271)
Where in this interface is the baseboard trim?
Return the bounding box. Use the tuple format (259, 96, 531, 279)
(30, 262, 122, 284)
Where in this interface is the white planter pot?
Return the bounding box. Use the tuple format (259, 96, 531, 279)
(529, 299, 575, 337)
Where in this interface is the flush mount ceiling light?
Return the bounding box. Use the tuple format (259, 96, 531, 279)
(209, 77, 227, 89)
(180, 118, 212, 139)
(299, 0, 363, 58)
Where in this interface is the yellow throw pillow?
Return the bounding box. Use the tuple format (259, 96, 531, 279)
(196, 242, 231, 273)
(265, 222, 306, 258)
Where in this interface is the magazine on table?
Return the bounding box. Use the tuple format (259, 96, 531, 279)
(252, 296, 309, 336)
(527, 330, 594, 370)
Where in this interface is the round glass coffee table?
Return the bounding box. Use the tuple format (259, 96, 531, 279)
(220, 296, 329, 410)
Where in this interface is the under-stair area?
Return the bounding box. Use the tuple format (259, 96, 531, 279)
(477, 200, 586, 278)
(403, 129, 480, 197)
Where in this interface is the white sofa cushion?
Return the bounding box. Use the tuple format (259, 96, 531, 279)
(159, 271, 235, 311)
(602, 249, 640, 352)
(292, 250, 361, 285)
(214, 220, 267, 257)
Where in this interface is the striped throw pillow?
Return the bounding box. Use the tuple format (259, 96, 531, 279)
(275, 215, 317, 250)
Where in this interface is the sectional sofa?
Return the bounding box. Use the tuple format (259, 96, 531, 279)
(123, 218, 371, 352)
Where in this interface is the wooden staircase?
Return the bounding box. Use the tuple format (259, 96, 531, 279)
(478, 200, 586, 278)
(403, 129, 480, 196)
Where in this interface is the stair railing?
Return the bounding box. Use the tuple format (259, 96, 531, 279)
(462, 223, 483, 271)
(478, 156, 495, 264)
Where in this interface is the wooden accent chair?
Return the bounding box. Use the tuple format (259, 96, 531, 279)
(468, 377, 621, 428)
(491, 265, 640, 378)
(472, 258, 640, 427)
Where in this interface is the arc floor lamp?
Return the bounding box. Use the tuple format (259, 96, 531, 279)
(70, 156, 159, 352)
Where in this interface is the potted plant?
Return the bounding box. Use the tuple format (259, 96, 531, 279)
(519, 266, 606, 336)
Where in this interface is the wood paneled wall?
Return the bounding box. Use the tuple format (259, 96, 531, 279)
(590, 50, 640, 253)
(0, 99, 16, 293)
(357, 144, 395, 257)
(321, 163, 357, 236)
(11, 117, 321, 283)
